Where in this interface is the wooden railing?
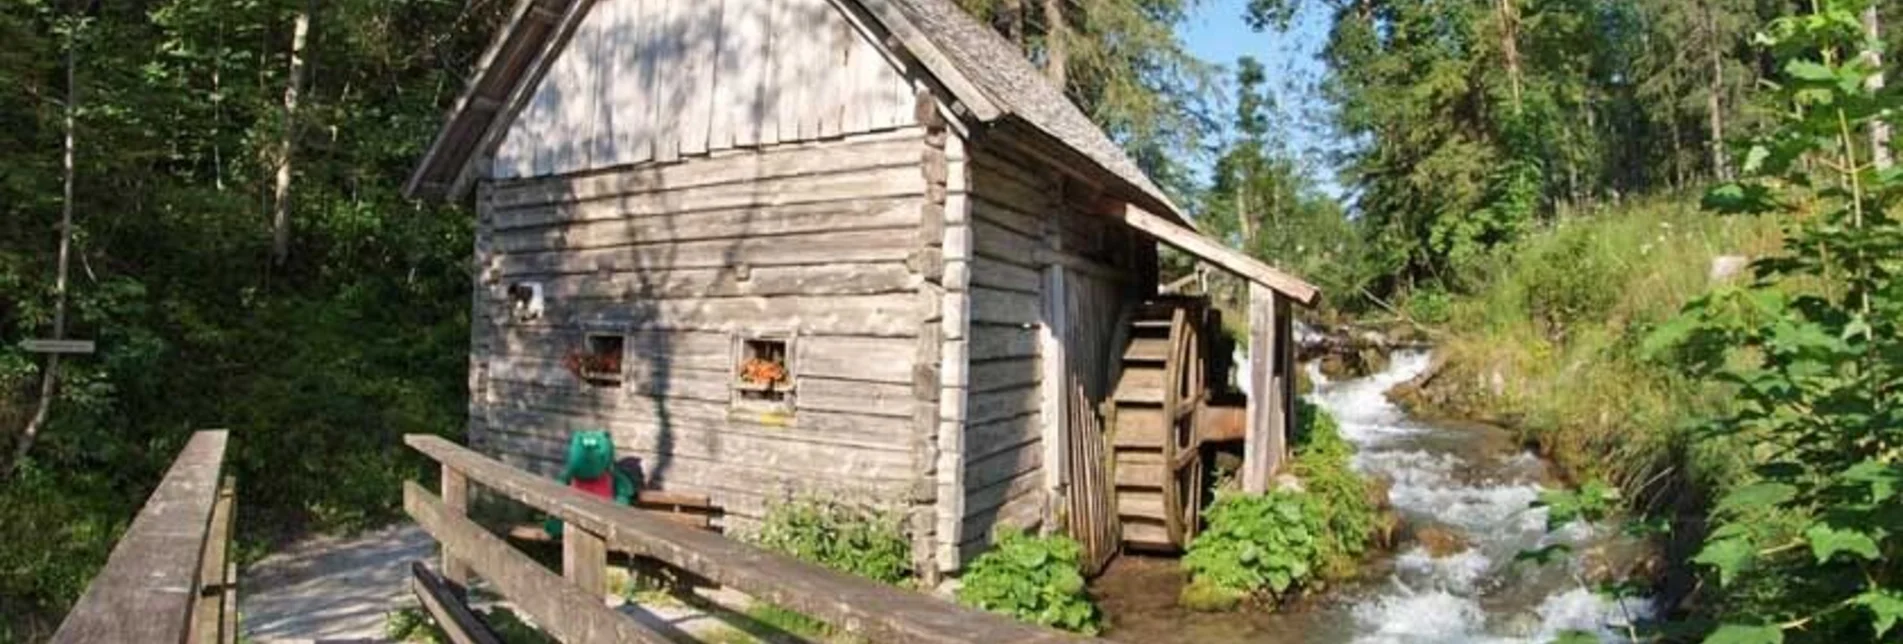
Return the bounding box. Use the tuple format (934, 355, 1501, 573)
(404, 434, 1093, 643)
(51, 430, 238, 644)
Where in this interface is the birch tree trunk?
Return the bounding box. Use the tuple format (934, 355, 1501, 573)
(1865, 6, 1893, 170)
(1042, 0, 1066, 88)
(1498, 0, 1522, 113)
(1704, 0, 1729, 180)
(9, 28, 80, 477)
(271, 5, 311, 265)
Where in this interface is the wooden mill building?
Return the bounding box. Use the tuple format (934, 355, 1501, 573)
(408, 0, 1320, 577)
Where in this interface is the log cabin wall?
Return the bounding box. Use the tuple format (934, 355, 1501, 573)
(465, 0, 935, 534)
(956, 140, 1153, 563)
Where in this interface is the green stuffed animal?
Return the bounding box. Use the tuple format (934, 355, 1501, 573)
(544, 429, 636, 536)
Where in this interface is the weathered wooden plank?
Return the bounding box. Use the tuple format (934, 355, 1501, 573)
(971, 219, 1039, 265)
(485, 383, 919, 443)
(681, 0, 721, 156)
(492, 329, 915, 384)
(1243, 283, 1278, 493)
(506, 298, 920, 340)
(493, 263, 918, 303)
(441, 467, 473, 588)
(189, 476, 235, 644)
(51, 431, 228, 644)
(600, 0, 651, 166)
(493, 160, 925, 229)
(406, 436, 1093, 644)
(411, 562, 504, 644)
(969, 286, 1040, 326)
(483, 414, 919, 479)
(799, 377, 915, 418)
(964, 442, 1042, 494)
(968, 255, 1041, 293)
(969, 197, 1044, 242)
(563, 525, 610, 599)
(405, 483, 669, 643)
(1112, 203, 1321, 305)
(474, 436, 912, 522)
(968, 325, 1038, 361)
(966, 413, 1040, 463)
(968, 358, 1039, 394)
(495, 198, 919, 251)
(966, 385, 1039, 426)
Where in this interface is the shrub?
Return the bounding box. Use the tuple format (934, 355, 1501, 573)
(955, 528, 1101, 635)
(1182, 491, 1326, 600)
(754, 496, 912, 586)
(1183, 404, 1380, 605)
(1291, 403, 1380, 577)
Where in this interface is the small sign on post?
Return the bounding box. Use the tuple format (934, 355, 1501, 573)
(21, 339, 95, 355)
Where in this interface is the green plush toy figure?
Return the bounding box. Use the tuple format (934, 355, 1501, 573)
(543, 429, 636, 536)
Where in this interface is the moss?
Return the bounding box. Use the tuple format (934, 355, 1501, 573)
(1178, 577, 1245, 612)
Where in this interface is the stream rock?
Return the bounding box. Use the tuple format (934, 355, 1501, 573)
(1409, 524, 1472, 557)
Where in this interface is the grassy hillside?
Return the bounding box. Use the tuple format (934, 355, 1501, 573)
(1393, 195, 1782, 500)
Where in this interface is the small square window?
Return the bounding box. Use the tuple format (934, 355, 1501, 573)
(733, 335, 794, 410)
(566, 333, 624, 387)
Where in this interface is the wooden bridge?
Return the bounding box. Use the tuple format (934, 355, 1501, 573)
(48, 432, 1099, 643)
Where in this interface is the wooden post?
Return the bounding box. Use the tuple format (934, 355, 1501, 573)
(563, 527, 608, 600)
(191, 476, 236, 644)
(1274, 295, 1295, 466)
(1039, 264, 1070, 528)
(1242, 284, 1280, 493)
(441, 466, 471, 590)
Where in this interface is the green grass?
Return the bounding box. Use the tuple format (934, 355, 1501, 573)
(1402, 195, 1781, 497)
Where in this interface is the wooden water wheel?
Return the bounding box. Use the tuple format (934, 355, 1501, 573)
(1108, 298, 1210, 551)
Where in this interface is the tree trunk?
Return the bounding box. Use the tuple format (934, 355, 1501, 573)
(1498, 0, 1522, 113)
(1042, 0, 1067, 89)
(8, 28, 80, 478)
(1865, 6, 1893, 170)
(999, 0, 1025, 49)
(271, 4, 311, 266)
(1705, 0, 1729, 180)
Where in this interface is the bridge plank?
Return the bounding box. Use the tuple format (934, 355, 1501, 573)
(405, 435, 1092, 643)
(52, 430, 229, 644)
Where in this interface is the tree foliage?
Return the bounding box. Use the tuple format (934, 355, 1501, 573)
(1644, 0, 1903, 639)
(0, 0, 506, 635)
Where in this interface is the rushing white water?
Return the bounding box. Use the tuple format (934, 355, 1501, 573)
(1306, 351, 1652, 644)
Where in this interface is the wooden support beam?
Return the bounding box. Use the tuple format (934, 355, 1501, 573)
(1038, 263, 1069, 526)
(1242, 285, 1280, 493)
(52, 431, 229, 644)
(441, 466, 472, 591)
(562, 527, 608, 599)
(190, 476, 236, 644)
(1104, 202, 1320, 306)
(404, 482, 671, 643)
(410, 562, 504, 644)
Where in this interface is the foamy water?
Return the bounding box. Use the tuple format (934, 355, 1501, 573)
(1308, 351, 1651, 643)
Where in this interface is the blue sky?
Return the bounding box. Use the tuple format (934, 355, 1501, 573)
(1178, 0, 1344, 196)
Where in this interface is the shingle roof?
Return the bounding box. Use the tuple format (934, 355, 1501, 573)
(880, 0, 1186, 220)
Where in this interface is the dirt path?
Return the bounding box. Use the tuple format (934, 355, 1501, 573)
(239, 522, 779, 643)
(241, 524, 436, 642)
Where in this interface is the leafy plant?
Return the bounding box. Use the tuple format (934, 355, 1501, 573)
(1181, 491, 1325, 600)
(1290, 403, 1381, 577)
(1643, 2, 1903, 640)
(1183, 403, 1382, 607)
(955, 528, 1100, 635)
(753, 497, 913, 586)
